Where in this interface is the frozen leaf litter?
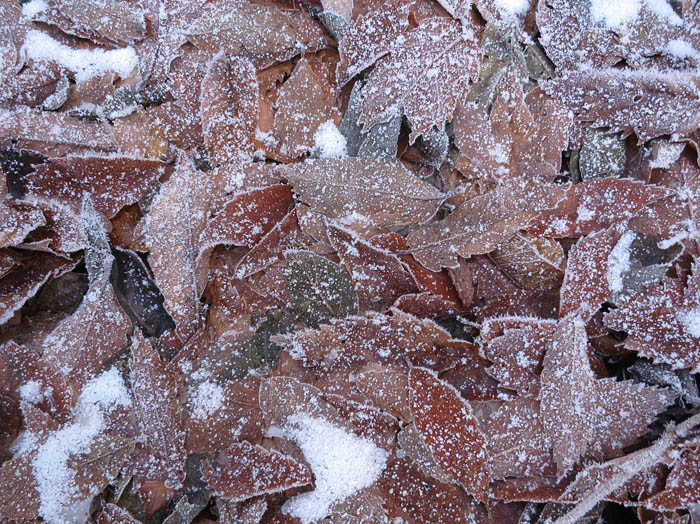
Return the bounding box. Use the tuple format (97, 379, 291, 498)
(3, 0, 700, 523)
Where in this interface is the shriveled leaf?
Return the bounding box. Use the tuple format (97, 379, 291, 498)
(202, 441, 312, 501)
(200, 53, 258, 165)
(283, 249, 358, 328)
(539, 316, 676, 479)
(360, 16, 481, 143)
(409, 366, 489, 502)
(407, 179, 568, 271)
(283, 157, 445, 228)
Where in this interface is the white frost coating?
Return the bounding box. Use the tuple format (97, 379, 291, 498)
(278, 415, 388, 523)
(679, 307, 700, 338)
(190, 380, 225, 419)
(607, 231, 636, 294)
(591, 0, 681, 28)
(493, 0, 530, 16)
(19, 380, 45, 404)
(665, 39, 700, 60)
(591, 0, 641, 27)
(313, 120, 347, 159)
(21, 30, 138, 83)
(33, 368, 131, 524)
(22, 0, 48, 17)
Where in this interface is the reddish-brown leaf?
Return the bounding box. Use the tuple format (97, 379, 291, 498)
(408, 366, 489, 502)
(336, 0, 413, 86)
(407, 179, 568, 271)
(25, 156, 166, 218)
(604, 261, 700, 370)
(200, 53, 258, 165)
(539, 316, 676, 479)
(359, 16, 481, 143)
(327, 222, 417, 310)
(200, 185, 293, 252)
(283, 157, 445, 228)
(202, 441, 312, 501)
(129, 331, 186, 487)
(529, 178, 672, 238)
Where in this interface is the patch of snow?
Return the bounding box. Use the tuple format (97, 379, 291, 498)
(19, 380, 45, 404)
(590, 0, 641, 28)
(275, 415, 388, 523)
(21, 30, 138, 83)
(678, 307, 700, 338)
(590, 0, 681, 28)
(665, 39, 700, 60)
(494, 0, 530, 17)
(33, 368, 131, 524)
(22, 0, 48, 18)
(313, 120, 347, 159)
(190, 380, 225, 419)
(607, 231, 636, 294)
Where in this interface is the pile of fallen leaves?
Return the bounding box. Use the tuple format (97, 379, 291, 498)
(2, 0, 700, 522)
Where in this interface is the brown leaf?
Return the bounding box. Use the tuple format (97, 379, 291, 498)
(408, 366, 489, 502)
(407, 179, 568, 271)
(559, 227, 619, 319)
(38, 0, 146, 45)
(356, 365, 410, 421)
(129, 331, 186, 487)
(0, 252, 77, 326)
(490, 232, 565, 291)
(327, 222, 417, 310)
(200, 185, 293, 251)
(643, 448, 700, 511)
(397, 423, 453, 483)
(480, 398, 556, 480)
(283, 157, 445, 228)
(188, 1, 328, 69)
(0, 452, 40, 520)
(360, 16, 481, 143)
(97, 503, 141, 524)
(454, 71, 571, 182)
(529, 178, 672, 239)
(377, 456, 487, 523)
(604, 260, 700, 370)
(544, 69, 700, 143)
(272, 57, 339, 158)
(43, 200, 131, 396)
(25, 156, 166, 218)
(202, 441, 312, 501)
(483, 320, 557, 398)
(144, 156, 214, 341)
(0, 106, 118, 156)
(336, 0, 414, 86)
(200, 53, 258, 165)
(539, 315, 676, 479)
